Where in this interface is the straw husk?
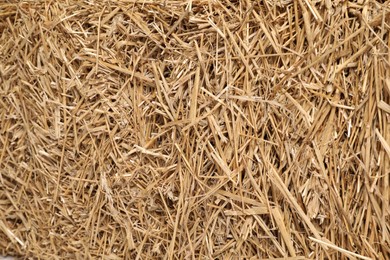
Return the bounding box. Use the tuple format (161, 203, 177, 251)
(0, 1, 389, 259)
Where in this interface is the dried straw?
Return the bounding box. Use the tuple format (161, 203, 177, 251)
(0, 1, 389, 259)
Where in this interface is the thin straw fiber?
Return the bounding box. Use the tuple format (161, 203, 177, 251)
(0, 1, 389, 259)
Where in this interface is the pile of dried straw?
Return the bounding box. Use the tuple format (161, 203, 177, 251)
(1, 1, 389, 259)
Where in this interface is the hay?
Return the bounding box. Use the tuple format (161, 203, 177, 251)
(0, 0, 389, 259)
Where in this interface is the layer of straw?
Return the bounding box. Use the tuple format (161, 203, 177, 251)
(0, 1, 389, 259)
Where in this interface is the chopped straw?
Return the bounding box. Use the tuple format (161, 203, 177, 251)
(1, 1, 390, 259)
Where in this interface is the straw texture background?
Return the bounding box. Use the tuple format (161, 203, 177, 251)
(1, 0, 389, 259)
